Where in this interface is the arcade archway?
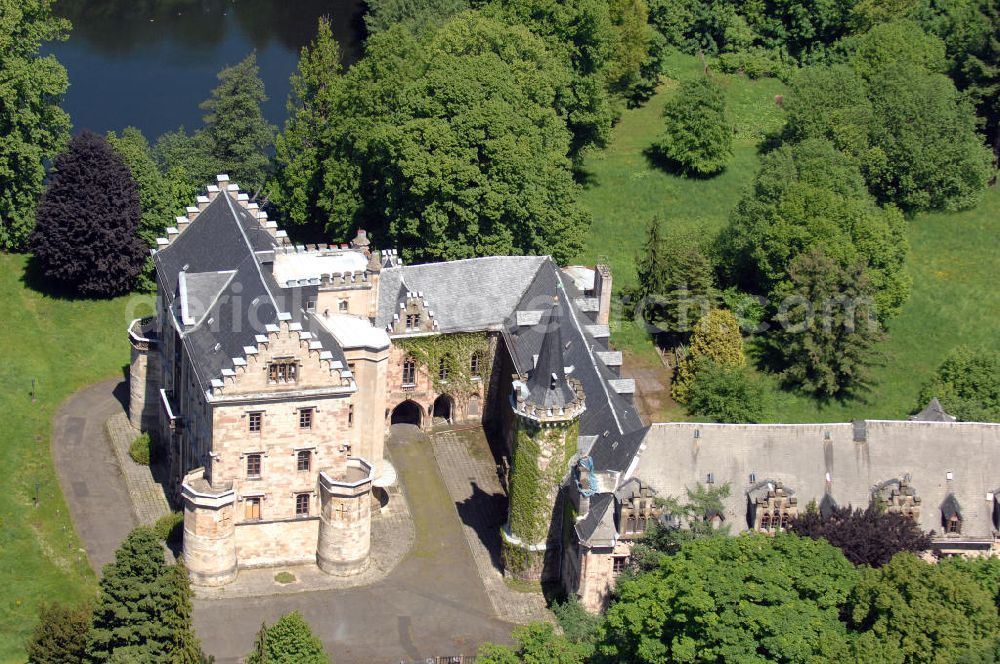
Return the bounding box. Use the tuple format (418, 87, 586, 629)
(390, 400, 422, 426)
(432, 394, 454, 424)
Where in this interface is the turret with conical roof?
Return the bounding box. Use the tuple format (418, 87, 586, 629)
(503, 299, 585, 581)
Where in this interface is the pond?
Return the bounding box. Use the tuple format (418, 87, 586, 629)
(46, 0, 366, 140)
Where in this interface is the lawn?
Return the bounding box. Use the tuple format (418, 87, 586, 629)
(574, 52, 1000, 424)
(0, 254, 150, 662)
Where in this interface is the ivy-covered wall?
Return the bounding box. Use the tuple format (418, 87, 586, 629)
(507, 418, 580, 547)
(394, 332, 493, 398)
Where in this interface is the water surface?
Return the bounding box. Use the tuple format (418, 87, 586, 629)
(47, 0, 365, 139)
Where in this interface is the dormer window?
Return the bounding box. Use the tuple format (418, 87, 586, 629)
(406, 313, 421, 330)
(750, 482, 797, 533)
(339, 300, 348, 312)
(268, 359, 298, 383)
(946, 514, 961, 534)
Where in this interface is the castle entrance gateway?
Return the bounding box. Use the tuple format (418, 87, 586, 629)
(390, 400, 422, 426)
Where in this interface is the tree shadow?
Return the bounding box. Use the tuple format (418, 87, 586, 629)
(573, 166, 599, 189)
(454, 481, 507, 573)
(19, 254, 91, 301)
(642, 146, 725, 180)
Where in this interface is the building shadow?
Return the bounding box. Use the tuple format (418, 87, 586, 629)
(111, 378, 129, 412)
(454, 481, 507, 573)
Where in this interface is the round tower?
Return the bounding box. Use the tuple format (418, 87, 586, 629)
(181, 469, 237, 586)
(317, 456, 375, 576)
(503, 301, 586, 581)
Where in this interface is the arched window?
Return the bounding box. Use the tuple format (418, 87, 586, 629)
(637, 517, 647, 533)
(470, 352, 481, 377)
(759, 514, 771, 531)
(402, 357, 416, 386)
(439, 354, 451, 381)
(626, 516, 637, 534)
(779, 512, 790, 532)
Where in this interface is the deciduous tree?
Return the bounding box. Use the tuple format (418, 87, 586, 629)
(365, 0, 470, 35)
(30, 131, 146, 297)
(596, 534, 858, 663)
(0, 0, 71, 250)
(918, 346, 1000, 422)
(791, 503, 933, 567)
(245, 612, 328, 664)
(477, 623, 587, 664)
(845, 554, 1000, 663)
(686, 360, 770, 423)
(652, 76, 731, 176)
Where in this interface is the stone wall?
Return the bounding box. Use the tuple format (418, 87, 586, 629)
(234, 518, 321, 568)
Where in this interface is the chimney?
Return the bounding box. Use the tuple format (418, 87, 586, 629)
(594, 263, 612, 325)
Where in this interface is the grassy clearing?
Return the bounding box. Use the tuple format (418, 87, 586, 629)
(575, 52, 1000, 424)
(0, 253, 150, 663)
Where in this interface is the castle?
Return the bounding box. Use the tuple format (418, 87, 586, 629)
(128, 176, 1000, 611)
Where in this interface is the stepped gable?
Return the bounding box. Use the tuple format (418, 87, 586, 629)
(376, 255, 548, 333)
(154, 190, 348, 392)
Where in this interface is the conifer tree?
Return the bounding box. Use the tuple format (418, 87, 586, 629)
(30, 131, 146, 297)
(25, 601, 90, 664)
(245, 612, 328, 664)
(87, 527, 174, 662)
(673, 307, 745, 403)
(653, 76, 732, 176)
(200, 52, 275, 195)
(768, 247, 883, 398)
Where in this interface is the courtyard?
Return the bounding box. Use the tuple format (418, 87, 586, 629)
(53, 380, 532, 663)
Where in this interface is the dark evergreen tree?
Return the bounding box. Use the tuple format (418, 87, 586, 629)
(200, 52, 275, 195)
(86, 527, 174, 662)
(25, 601, 90, 664)
(768, 247, 884, 399)
(30, 130, 145, 297)
(791, 504, 933, 567)
(162, 563, 210, 664)
(652, 75, 731, 176)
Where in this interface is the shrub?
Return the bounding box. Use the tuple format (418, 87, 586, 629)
(129, 432, 151, 465)
(25, 601, 90, 664)
(154, 511, 184, 546)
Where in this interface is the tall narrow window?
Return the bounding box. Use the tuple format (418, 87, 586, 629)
(438, 355, 450, 381)
(268, 359, 298, 383)
(470, 352, 481, 377)
(295, 494, 310, 517)
(612, 556, 628, 576)
(246, 453, 262, 478)
(297, 450, 312, 472)
(248, 412, 263, 433)
(347, 404, 354, 428)
(339, 300, 348, 312)
(402, 357, 416, 385)
(245, 496, 261, 520)
(299, 407, 314, 430)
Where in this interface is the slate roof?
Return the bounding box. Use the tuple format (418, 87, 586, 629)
(524, 302, 577, 409)
(575, 493, 617, 547)
(910, 397, 957, 422)
(375, 256, 548, 333)
(153, 194, 347, 392)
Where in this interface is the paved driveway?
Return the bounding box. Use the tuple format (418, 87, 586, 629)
(192, 424, 513, 663)
(51, 379, 136, 572)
